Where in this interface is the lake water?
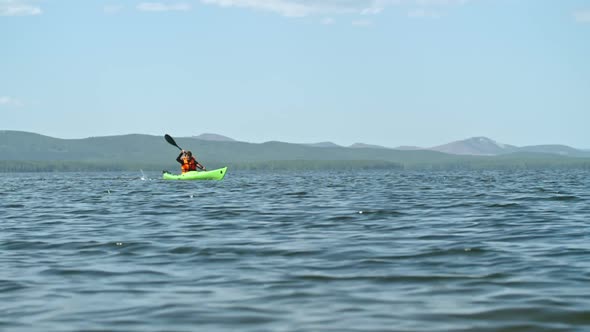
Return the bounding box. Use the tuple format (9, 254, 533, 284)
(1, 169, 589, 332)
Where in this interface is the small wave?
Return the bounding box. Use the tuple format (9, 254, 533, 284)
(549, 195, 580, 201)
(402, 247, 487, 258)
(449, 307, 590, 325)
(285, 191, 309, 197)
(169, 246, 198, 254)
(30, 240, 110, 251)
(293, 273, 489, 283)
(436, 202, 479, 209)
(65, 208, 112, 216)
(139, 210, 177, 216)
(355, 209, 406, 216)
(0, 280, 29, 292)
(40, 268, 122, 277)
(40, 267, 170, 278)
(2, 203, 25, 208)
(127, 190, 153, 195)
(329, 215, 358, 223)
(2, 240, 50, 250)
(486, 202, 522, 208)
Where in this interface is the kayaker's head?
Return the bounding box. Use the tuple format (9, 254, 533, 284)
(186, 151, 192, 157)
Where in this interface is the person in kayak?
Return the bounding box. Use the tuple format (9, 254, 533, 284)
(177, 150, 206, 173)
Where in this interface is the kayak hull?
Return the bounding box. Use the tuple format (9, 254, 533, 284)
(162, 167, 227, 181)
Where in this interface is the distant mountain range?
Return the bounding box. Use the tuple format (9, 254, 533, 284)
(196, 134, 590, 158)
(1, 130, 588, 171)
(428, 137, 590, 157)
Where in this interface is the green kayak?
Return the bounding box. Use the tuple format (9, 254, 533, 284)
(162, 167, 228, 181)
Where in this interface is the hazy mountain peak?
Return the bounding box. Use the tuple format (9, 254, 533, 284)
(470, 136, 507, 148)
(305, 142, 342, 148)
(394, 146, 424, 150)
(349, 143, 389, 149)
(431, 137, 516, 156)
(193, 133, 235, 142)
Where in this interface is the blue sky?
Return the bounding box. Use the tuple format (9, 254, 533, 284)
(1, 0, 589, 148)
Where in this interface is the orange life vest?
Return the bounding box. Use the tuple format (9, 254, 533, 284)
(181, 156, 197, 173)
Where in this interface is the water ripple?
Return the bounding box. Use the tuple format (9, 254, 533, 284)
(0, 169, 589, 331)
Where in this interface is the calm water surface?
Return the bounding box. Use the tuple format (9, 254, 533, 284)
(1, 169, 589, 331)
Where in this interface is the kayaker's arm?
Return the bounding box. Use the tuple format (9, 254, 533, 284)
(176, 151, 184, 164)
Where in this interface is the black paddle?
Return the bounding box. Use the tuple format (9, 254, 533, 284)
(165, 134, 182, 151)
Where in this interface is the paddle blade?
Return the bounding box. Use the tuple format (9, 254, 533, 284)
(164, 134, 182, 150)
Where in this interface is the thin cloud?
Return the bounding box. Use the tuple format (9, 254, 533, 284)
(199, 0, 401, 17)
(200, 0, 323, 17)
(361, 6, 384, 15)
(352, 19, 373, 27)
(104, 5, 124, 14)
(137, 2, 192, 12)
(0, 0, 41, 16)
(321, 17, 335, 25)
(200, 0, 470, 18)
(408, 8, 442, 19)
(415, 0, 469, 5)
(0, 96, 23, 107)
(574, 9, 590, 23)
